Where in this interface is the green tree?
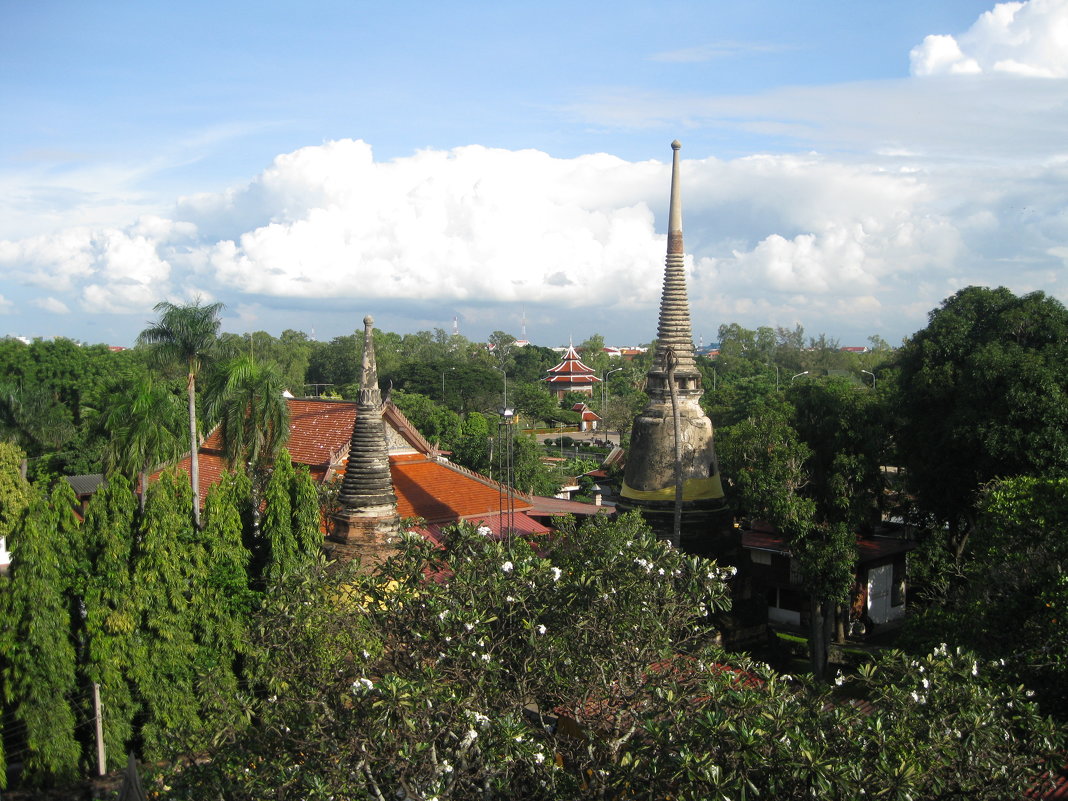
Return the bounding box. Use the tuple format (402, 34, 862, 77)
(895, 286, 1068, 561)
(306, 332, 359, 394)
(508, 432, 559, 497)
(510, 382, 559, 426)
(2, 480, 81, 785)
(76, 473, 139, 771)
(203, 355, 291, 480)
(291, 463, 323, 559)
(138, 298, 225, 527)
(511, 343, 560, 384)
(390, 390, 461, 450)
(454, 411, 492, 475)
(102, 376, 185, 511)
(578, 333, 611, 377)
(487, 330, 518, 374)
(259, 450, 319, 582)
(132, 470, 204, 759)
(0, 381, 76, 478)
(193, 473, 256, 733)
(903, 475, 1068, 719)
(719, 396, 857, 679)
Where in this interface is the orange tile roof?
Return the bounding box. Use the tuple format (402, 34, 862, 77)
(384, 453, 532, 524)
(162, 399, 540, 537)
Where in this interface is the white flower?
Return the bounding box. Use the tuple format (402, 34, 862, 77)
(481, 653, 491, 662)
(971, 661, 979, 676)
(834, 673, 845, 686)
(658, 568, 665, 576)
(441, 760, 453, 773)
(534, 752, 545, 764)
(439, 610, 448, 620)
(551, 567, 562, 581)
(361, 649, 370, 658)
(922, 678, 930, 689)
(502, 561, 514, 573)
(514, 734, 524, 743)
(910, 691, 926, 704)
(536, 624, 547, 635)
(465, 622, 475, 631)
(353, 678, 374, 692)
(470, 711, 490, 726)
(506, 595, 516, 602)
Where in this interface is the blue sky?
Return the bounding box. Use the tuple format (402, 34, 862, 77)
(2, 0, 1067, 348)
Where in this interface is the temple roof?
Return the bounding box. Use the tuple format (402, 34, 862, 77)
(546, 344, 602, 384)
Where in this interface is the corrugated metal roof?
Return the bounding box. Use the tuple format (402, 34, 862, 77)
(65, 473, 104, 496)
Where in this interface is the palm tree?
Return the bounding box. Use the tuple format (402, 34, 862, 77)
(102, 376, 185, 511)
(138, 298, 224, 527)
(203, 355, 290, 479)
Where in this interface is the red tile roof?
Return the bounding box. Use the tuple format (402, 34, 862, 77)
(546, 344, 601, 385)
(160, 398, 555, 537)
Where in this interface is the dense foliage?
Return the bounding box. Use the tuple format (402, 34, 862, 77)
(3, 286, 1067, 796)
(164, 514, 1063, 801)
(0, 449, 320, 789)
(894, 286, 1068, 556)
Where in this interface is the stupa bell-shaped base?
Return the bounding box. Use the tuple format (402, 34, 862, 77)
(326, 505, 402, 571)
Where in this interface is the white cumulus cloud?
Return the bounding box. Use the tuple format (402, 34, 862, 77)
(32, 297, 70, 314)
(0, 137, 1063, 345)
(188, 140, 666, 309)
(911, 0, 1068, 77)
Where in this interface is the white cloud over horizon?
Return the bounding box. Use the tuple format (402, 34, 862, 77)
(2, 133, 1064, 346)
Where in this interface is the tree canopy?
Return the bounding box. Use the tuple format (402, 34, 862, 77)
(895, 286, 1068, 554)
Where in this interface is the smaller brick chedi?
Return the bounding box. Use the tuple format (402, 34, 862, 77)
(327, 314, 402, 564)
(617, 141, 726, 543)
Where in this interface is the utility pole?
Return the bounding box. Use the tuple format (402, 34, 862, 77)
(94, 682, 106, 776)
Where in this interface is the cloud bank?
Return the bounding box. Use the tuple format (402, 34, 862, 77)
(1, 0, 1066, 346)
(5, 135, 1062, 346)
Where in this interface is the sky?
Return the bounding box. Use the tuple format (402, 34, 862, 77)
(2, 0, 1067, 349)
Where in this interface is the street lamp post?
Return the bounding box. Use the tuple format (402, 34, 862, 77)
(861, 369, 875, 390)
(791, 371, 809, 382)
(602, 366, 623, 410)
(441, 367, 455, 404)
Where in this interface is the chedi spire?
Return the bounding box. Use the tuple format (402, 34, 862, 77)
(619, 141, 725, 548)
(329, 314, 401, 565)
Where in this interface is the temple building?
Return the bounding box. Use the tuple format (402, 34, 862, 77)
(544, 342, 601, 400)
(156, 314, 600, 566)
(616, 141, 728, 551)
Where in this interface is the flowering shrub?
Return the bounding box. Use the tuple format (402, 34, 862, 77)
(162, 513, 1062, 800)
